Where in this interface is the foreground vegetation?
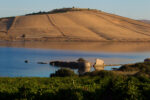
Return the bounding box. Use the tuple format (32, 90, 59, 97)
(1, 61, 150, 100)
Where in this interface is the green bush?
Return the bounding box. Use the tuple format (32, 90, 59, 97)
(119, 64, 139, 71)
(83, 70, 116, 78)
(50, 68, 77, 77)
(119, 62, 150, 73)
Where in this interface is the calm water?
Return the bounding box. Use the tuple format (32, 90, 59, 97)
(0, 46, 150, 77)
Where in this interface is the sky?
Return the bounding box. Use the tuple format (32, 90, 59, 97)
(0, 0, 150, 20)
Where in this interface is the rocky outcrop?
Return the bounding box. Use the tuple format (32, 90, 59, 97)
(50, 58, 105, 74)
(24, 60, 29, 63)
(37, 62, 48, 64)
(50, 61, 79, 69)
(93, 59, 104, 71)
(78, 61, 91, 75)
(50, 59, 92, 74)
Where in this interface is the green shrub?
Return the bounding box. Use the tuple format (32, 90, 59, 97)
(119, 64, 139, 71)
(119, 62, 150, 73)
(84, 70, 116, 78)
(111, 77, 141, 100)
(50, 68, 77, 77)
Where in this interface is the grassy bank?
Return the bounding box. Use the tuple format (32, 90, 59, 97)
(1, 61, 150, 100)
(0, 75, 150, 100)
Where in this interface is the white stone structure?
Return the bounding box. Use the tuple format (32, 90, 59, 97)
(93, 59, 104, 71)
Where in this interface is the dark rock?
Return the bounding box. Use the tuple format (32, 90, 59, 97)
(112, 68, 118, 70)
(24, 60, 28, 63)
(50, 61, 79, 69)
(37, 62, 47, 64)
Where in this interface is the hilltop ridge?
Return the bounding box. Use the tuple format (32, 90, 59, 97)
(1, 8, 150, 41)
(26, 8, 100, 16)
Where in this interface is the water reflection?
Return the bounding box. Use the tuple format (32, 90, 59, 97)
(0, 42, 150, 77)
(0, 41, 150, 52)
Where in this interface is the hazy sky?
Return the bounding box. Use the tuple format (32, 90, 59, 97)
(0, 0, 150, 20)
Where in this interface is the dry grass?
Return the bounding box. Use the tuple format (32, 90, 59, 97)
(1, 8, 150, 41)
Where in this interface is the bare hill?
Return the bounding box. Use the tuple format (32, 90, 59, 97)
(1, 8, 150, 41)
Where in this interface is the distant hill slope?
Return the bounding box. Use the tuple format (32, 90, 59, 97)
(1, 8, 150, 41)
(139, 20, 150, 24)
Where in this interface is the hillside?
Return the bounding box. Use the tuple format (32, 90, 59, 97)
(1, 8, 150, 41)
